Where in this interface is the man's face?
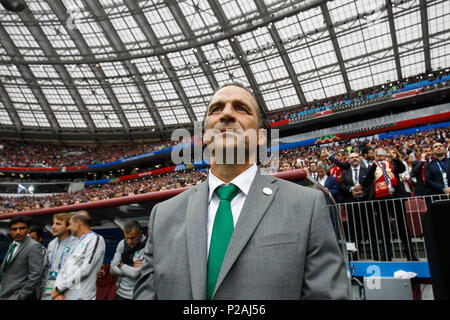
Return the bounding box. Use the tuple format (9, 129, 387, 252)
(423, 147, 432, 159)
(68, 218, 80, 237)
(432, 143, 446, 158)
(280, 162, 291, 171)
(310, 163, 317, 172)
(124, 228, 142, 248)
(204, 85, 263, 164)
(29, 231, 43, 244)
(348, 153, 360, 167)
(375, 149, 386, 161)
(317, 168, 326, 178)
(52, 218, 69, 238)
(10, 222, 30, 242)
(367, 149, 374, 160)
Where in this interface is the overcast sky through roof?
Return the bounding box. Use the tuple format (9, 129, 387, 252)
(0, 0, 448, 135)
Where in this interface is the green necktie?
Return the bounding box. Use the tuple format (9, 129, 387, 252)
(207, 184, 240, 300)
(6, 242, 17, 265)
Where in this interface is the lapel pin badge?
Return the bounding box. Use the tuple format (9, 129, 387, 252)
(263, 187, 273, 195)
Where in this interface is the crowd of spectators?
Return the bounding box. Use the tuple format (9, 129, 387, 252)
(0, 170, 207, 214)
(267, 70, 449, 124)
(0, 126, 448, 214)
(277, 127, 449, 176)
(0, 139, 180, 168)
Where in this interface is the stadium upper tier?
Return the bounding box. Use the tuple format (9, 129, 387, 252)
(0, 70, 449, 170)
(0, 139, 179, 169)
(268, 71, 450, 125)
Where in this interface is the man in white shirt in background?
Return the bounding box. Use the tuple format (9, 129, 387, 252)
(110, 220, 147, 300)
(51, 211, 105, 300)
(42, 213, 78, 300)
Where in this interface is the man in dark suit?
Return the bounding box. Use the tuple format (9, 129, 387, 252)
(361, 147, 416, 261)
(424, 141, 450, 197)
(323, 149, 349, 186)
(317, 164, 341, 203)
(339, 152, 375, 259)
(411, 145, 432, 197)
(0, 216, 45, 300)
(309, 161, 318, 181)
(361, 146, 374, 169)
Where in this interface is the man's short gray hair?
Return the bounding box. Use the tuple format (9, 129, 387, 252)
(71, 210, 91, 227)
(123, 220, 141, 233)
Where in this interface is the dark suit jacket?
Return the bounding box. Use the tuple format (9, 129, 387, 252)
(360, 159, 372, 170)
(0, 237, 45, 300)
(323, 176, 342, 202)
(424, 158, 450, 195)
(411, 160, 428, 196)
(339, 166, 369, 202)
(361, 158, 407, 200)
(328, 155, 350, 170)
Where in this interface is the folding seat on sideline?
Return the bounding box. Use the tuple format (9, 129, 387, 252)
(404, 198, 427, 238)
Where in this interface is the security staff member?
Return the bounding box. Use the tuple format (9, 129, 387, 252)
(42, 213, 78, 300)
(51, 211, 105, 300)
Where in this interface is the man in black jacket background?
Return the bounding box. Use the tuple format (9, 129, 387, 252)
(411, 145, 432, 197)
(339, 152, 374, 260)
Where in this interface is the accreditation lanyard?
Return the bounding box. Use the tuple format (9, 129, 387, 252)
(436, 160, 448, 188)
(49, 235, 72, 271)
(73, 232, 93, 253)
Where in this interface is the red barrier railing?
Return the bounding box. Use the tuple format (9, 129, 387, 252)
(0, 169, 307, 220)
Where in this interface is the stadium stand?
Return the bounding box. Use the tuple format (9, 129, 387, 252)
(2, 124, 448, 214)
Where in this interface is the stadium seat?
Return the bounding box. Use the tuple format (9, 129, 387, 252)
(404, 198, 427, 238)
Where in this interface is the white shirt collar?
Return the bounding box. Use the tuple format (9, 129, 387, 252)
(208, 164, 258, 202)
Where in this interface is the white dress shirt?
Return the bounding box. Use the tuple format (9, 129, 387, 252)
(352, 165, 360, 186)
(317, 175, 327, 187)
(207, 164, 258, 255)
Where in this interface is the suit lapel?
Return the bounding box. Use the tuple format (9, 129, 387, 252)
(213, 171, 278, 297)
(9, 237, 29, 265)
(359, 167, 367, 184)
(186, 180, 209, 300)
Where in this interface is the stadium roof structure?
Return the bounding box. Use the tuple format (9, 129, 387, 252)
(0, 0, 448, 142)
